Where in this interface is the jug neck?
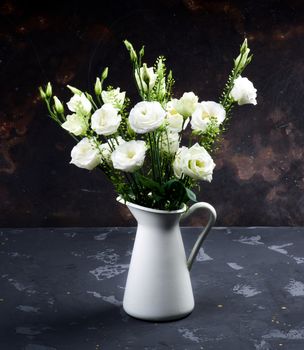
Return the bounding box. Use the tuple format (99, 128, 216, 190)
(117, 197, 187, 229)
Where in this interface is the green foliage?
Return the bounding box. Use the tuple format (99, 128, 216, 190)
(196, 38, 254, 152)
(118, 97, 135, 141)
(219, 38, 253, 113)
(39, 83, 65, 126)
(123, 41, 174, 105)
(165, 70, 175, 102)
(150, 56, 167, 104)
(131, 174, 197, 210)
(194, 117, 220, 153)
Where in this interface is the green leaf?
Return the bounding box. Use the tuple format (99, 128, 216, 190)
(186, 188, 197, 202)
(135, 173, 163, 193)
(163, 179, 187, 201)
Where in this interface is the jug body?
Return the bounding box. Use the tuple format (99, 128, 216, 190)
(123, 201, 194, 321)
(118, 197, 217, 321)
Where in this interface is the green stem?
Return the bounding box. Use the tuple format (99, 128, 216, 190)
(152, 132, 161, 182)
(134, 64, 146, 100)
(123, 173, 136, 199)
(179, 119, 186, 143)
(91, 99, 98, 111)
(148, 133, 157, 181)
(96, 94, 103, 106)
(129, 173, 141, 199)
(107, 138, 116, 151)
(221, 51, 244, 108)
(45, 99, 60, 124)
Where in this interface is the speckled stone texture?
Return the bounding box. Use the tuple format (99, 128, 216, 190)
(1, 227, 304, 349)
(1, 1, 304, 226)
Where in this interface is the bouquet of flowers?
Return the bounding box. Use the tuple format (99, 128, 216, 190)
(39, 39, 257, 210)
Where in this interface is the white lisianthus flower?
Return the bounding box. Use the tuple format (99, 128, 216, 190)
(91, 103, 121, 136)
(166, 112, 184, 132)
(173, 146, 187, 179)
(111, 140, 147, 173)
(99, 137, 126, 161)
(171, 92, 199, 118)
(101, 88, 126, 108)
(61, 114, 87, 136)
(165, 102, 186, 132)
(230, 76, 257, 105)
(67, 93, 92, 116)
(135, 64, 157, 93)
(160, 131, 180, 154)
(129, 101, 166, 134)
(70, 138, 101, 170)
(173, 143, 215, 181)
(191, 101, 226, 132)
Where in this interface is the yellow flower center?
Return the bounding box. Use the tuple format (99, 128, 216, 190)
(127, 150, 136, 159)
(201, 111, 210, 120)
(196, 160, 205, 167)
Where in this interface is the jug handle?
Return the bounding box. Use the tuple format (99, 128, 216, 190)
(181, 202, 217, 271)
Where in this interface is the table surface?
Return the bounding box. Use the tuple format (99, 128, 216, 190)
(1, 227, 304, 350)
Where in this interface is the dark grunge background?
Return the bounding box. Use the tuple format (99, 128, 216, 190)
(1, 0, 304, 227)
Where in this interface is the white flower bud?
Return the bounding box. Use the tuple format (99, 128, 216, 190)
(240, 38, 248, 53)
(234, 47, 250, 68)
(53, 96, 64, 114)
(39, 87, 46, 99)
(135, 65, 157, 93)
(94, 77, 102, 96)
(124, 40, 138, 62)
(101, 67, 108, 81)
(67, 85, 82, 95)
(46, 82, 52, 98)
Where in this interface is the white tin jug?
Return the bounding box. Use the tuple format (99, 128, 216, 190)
(118, 198, 216, 321)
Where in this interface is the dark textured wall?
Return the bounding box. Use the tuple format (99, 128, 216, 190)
(1, 0, 304, 227)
